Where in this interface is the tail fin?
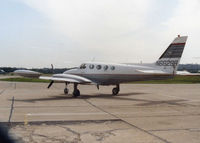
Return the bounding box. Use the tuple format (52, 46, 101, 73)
(156, 36, 188, 74)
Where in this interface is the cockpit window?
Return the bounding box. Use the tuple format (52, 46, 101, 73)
(104, 65, 108, 71)
(96, 65, 102, 70)
(89, 64, 94, 69)
(80, 64, 86, 69)
(111, 66, 115, 70)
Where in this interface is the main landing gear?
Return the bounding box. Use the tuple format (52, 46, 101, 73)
(64, 83, 119, 97)
(64, 83, 80, 97)
(64, 82, 69, 94)
(73, 83, 80, 97)
(112, 84, 120, 95)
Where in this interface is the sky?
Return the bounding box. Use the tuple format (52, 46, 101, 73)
(0, 0, 200, 68)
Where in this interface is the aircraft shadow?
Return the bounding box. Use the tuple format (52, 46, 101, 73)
(9, 92, 142, 103)
(9, 92, 187, 106)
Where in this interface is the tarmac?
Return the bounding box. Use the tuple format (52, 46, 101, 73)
(0, 78, 200, 143)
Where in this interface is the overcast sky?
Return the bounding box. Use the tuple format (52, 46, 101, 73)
(0, 0, 200, 68)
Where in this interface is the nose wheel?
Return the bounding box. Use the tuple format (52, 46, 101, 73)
(112, 84, 120, 95)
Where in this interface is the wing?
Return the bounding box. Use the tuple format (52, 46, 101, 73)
(14, 70, 42, 78)
(39, 73, 92, 84)
(136, 69, 168, 74)
(176, 71, 200, 76)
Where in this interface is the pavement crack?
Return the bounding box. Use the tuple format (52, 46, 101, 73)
(82, 128, 130, 142)
(57, 125, 82, 143)
(0, 82, 16, 95)
(32, 132, 72, 143)
(91, 131, 114, 142)
(0, 89, 7, 95)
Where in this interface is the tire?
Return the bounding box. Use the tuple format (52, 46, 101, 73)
(73, 89, 80, 97)
(64, 88, 69, 94)
(112, 88, 119, 95)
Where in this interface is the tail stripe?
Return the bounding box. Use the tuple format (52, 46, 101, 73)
(159, 43, 185, 59)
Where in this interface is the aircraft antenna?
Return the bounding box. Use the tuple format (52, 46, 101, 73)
(92, 57, 95, 62)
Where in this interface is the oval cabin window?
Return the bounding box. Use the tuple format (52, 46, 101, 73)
(111, 66, 115, 70)
(89, 64, 94, 69)
(96, 65, 102, 70)
(104, 65, 108, 70)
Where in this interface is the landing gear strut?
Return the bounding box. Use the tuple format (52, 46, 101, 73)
(64, 82, 69, 95)
(73, 83, 80, 97)
(112, 84, 120, 95)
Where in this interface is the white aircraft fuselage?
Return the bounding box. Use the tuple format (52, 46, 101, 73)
(63, 62, 172, 85)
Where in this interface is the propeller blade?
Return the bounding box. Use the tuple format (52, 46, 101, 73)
(47, 81, 54, 89)
(96, 84, 99, 90)
(51, 64, 54, 74)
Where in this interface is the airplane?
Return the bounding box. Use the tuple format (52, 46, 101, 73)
(14, 35, 188, 97)
(14, 70, 41, 78)
(0, 70, 5, 74)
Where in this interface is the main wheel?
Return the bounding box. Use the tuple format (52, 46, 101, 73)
(73, 89, 80, 97)
(64, 88, 69, 94)
(112, 88, 119, 95)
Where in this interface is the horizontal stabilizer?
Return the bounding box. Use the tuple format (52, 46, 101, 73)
(136, 70, 168, 74)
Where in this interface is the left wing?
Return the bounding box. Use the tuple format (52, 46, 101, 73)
(14, 70, 42, 78)
(40, 74, 92, 84)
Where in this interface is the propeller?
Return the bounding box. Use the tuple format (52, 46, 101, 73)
(47, 81, 54, 89)
(51, 64, 54, 74)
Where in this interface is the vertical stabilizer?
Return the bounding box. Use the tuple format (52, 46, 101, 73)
(156, 36, 188, 74)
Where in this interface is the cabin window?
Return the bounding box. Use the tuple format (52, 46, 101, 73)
(89, 64, 94, 69)
(111, 66, 115, 70)
(104, 65, 108, 70)
(96, 65, 102, 70)
(80, 64, 86, 69)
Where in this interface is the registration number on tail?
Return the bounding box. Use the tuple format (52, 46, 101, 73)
(156, 60, 178, 66)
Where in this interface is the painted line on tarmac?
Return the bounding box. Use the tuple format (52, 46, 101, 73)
(26, 112, 108, 116)
(26, 110, 179, 117)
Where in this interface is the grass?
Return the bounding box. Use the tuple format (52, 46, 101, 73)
(0, 77, 50, 83)
(131, 75, 200, 84)
(0, 75, 200, 84)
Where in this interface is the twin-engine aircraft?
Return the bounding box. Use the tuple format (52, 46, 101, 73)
(15, 36, 188, 97)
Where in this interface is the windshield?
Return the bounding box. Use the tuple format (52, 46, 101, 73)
(80, 63, 86, 69)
